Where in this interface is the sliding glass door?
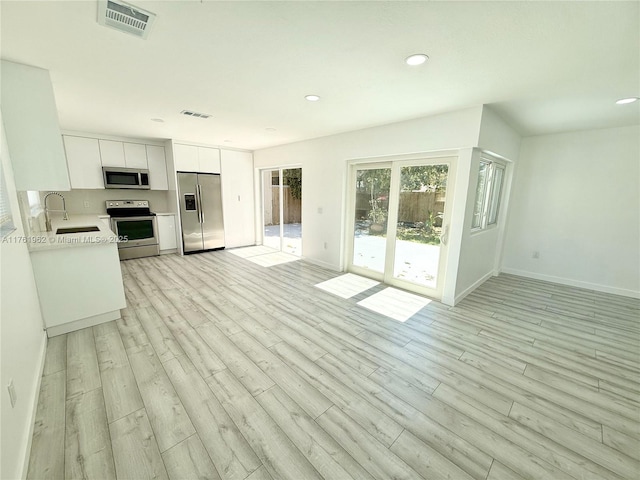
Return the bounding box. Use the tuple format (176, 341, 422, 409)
(261, 167, 302, 256)
(347, 157, 454, 298)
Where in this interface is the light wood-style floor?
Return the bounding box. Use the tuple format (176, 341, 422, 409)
(27, 250, 640, 480)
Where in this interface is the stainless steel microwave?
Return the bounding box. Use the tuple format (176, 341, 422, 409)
(103, 167, 150, 189)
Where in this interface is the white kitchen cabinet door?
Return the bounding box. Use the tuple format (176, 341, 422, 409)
(98, 140, 126, 167)
(1, 60, 70, 191)
(173, 143, 199, 172)
(220, 149, 255, 248)
(198, 147, 221, 174)
(157, 214, 178, 251)
(146, 145, 168, 190)
(64, 136, 104, 189)
(123, 142, 148, 168)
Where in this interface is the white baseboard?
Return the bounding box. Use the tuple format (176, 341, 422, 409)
(454, 270, 496, 305)
(46, 310, 121, 337)
(301, 256, 342, 272)
(500, 267, 640, 299)
(19, 331, 47, 480)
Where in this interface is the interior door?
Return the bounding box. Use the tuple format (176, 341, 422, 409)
(347, 157, 455, 299)
(178, 172, 203, 253)
(198, 173, 225, 250)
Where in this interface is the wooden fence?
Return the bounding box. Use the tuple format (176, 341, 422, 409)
(355, 191, 445, 224)
(265, 186, 302, 225)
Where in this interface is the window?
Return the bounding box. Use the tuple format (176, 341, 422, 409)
(471, 156, 506, 231)
(0, 162, 16, 238)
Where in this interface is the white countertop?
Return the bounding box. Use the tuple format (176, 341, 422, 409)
(28, 214, 119, 252)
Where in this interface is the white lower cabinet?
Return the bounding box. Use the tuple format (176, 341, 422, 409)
(157, 214, 178, 251)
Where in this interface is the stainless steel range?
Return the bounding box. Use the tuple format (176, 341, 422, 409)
(106, 200, 159, 260)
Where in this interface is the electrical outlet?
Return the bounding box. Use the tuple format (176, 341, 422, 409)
(532, 251, 540, 259)
(323, 242, 328, 250)
(317, 207, 323, 214)
(7, 380, 16, 408)
(83, 201, 90, 209)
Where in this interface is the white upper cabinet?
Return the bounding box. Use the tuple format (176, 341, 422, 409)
(64, 136, 104, 189)
(173, 143, 220, 173)
(146, 145, 168, 190)
(220, 149, 255, 248)
(173, 144, 199, 171)
(100, 140, 148, 169)
(198, 147, 221, 174)
(123, 143, 148, 168)
(1, 60, 70, 191)
(98, 140, 126, 167)
(65, 134, 169, 190)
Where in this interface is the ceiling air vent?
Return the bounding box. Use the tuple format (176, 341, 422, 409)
(181, 110, 212, 119)
(97, 0, 156, 39)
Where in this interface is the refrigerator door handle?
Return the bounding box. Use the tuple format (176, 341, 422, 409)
(196, 184, 205, 223)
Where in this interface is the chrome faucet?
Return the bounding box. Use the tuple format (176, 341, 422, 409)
(44, 192, 69, 232)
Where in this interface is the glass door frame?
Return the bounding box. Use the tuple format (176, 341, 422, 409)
(259, 165, 303, 255)
(345, 154, 458, 299)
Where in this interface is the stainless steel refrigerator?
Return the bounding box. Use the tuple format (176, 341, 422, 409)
(178, 172, 225, 253)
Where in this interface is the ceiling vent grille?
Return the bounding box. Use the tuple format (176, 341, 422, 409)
(181, 110, 212, 119)
(97, 0, 156, 39)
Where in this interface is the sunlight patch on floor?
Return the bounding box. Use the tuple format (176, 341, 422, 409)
(315, 273, 380, 299)
(244, 251, 300, 267)
(357, 287, 431, 322)
(228, 245, 279, 258)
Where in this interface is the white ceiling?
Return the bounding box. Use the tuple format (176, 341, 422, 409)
(1, 1, 638, 150)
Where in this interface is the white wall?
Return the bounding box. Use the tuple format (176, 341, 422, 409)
(254, 106, 483, 272)
(502, 125, 640, 297)
(454, 107, 521, 301)
(0, 114, 47, 480)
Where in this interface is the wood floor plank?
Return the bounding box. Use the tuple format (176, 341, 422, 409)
(43, 335, 67, 376)
(432, 383, 620, 480)
(317, 406, 423, 480)
(197, 323, 275, 396)
(389, 429, 475, 480)
(486, 460, 527, 480)
(245, 466, 273, 480)
(27, 371, 66, 480)
(509, 402, 640, 479)
(206, 369, 324, 480)
(109, 408, 169, 480)
(94, 330, 144, 423)
(134, 306, 186, 363)
(256, 386, 374, 480)
(163, 355, 262, 480)
(126, 343, 196, 452)
(317, 353, 493, 480)
(229, 330, 333, 419)
(65, 388, 116, 480)
(66, 327, 101, 398)
(162, 434, 221, 480)
(270, 341, 405, 448)
(602, 425, 640, 461)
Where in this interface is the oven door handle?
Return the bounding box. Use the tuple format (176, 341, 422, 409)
(196, 184, 204, 224)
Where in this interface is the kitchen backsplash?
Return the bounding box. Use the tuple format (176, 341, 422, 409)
(39, 189, 171, 214)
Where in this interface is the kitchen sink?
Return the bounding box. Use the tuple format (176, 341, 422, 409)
(55, 226, 100, 234)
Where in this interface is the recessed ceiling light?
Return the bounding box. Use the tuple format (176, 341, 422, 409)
(151, 118, 164, 123)
(305, 95, 321, 102)
(616, 97, 639, 105)
(405, 54, 428, 66)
